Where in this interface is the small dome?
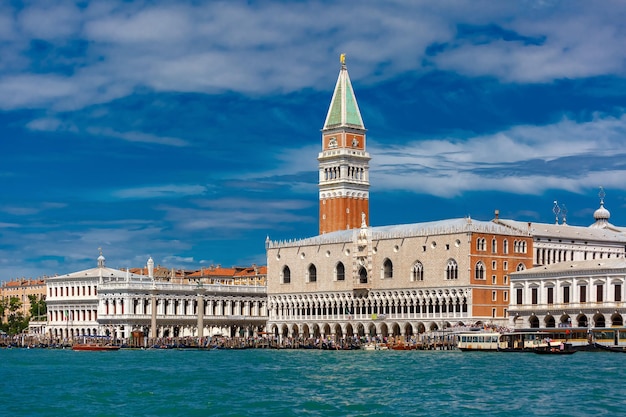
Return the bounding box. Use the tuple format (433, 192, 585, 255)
(97, 252, 106, 268)
(594, 203, 610, 221)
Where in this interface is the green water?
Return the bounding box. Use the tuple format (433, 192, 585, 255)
(1, 348, 624, 416)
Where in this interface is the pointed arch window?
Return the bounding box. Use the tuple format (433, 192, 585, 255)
(282, 266, 291, 284)
(335, 262, 345, 281)
(446, 259, 458, 280)
(383, 259, 393, 279)
(359, 267, 368, 284)
(503, 239, 509, 254)
(516, 263, 526, 272)
(475, 261, 486, 280)
(491, 238, 497, 253)
(308, 264, 317, 283)
(411, 261, 424, 281)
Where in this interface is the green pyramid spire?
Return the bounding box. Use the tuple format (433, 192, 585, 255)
(323, 55, 365, 130)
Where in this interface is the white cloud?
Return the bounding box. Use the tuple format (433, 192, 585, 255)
(85, 127, 190, 147)
(25, 118, 188, 146)
(18, 3, 83, 39)
(370, 113, 626, 197)
(113, 184, 207, 199)
(0, 1, 623, 111)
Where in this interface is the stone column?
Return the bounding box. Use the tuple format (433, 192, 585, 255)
(150, 290, 157, 339)
(197, 291, 205, 339)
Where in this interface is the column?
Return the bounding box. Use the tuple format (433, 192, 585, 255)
(197, 292, 205, 339)
(150, 291, 157, 339)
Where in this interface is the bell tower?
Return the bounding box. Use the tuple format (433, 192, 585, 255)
(318, 55, 370, 234)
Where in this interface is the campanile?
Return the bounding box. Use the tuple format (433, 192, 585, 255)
(318, 55, 370, 234)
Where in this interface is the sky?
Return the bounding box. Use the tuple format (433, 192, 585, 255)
(2, 0, 626, 280)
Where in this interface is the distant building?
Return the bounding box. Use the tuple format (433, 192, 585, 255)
(45, 252, 267, 341)
(45, 251, 133, 339)
(493, 199, 626, 268)
(509, 258, 626, 329)
(0, 278, 46, 322)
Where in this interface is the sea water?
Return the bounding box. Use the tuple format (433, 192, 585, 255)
(1, 348, 625, 417)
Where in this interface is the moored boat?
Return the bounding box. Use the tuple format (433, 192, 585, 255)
(533, 343, 576, 355)
(591, 342, 626, 353)
(362, 342, 388, 351)
(72, 344, 121, 351)
(391, 343, 415, 350)
(455, 332, 502, 351)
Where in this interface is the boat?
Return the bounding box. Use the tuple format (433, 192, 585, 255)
(390, 343, 415, 350)
(72, 344, 121, 351)
(533, 343, 576, 355)
(591, 343, 626, 353)
(362, 342, 388, 351)
(455, 332, 502, 351)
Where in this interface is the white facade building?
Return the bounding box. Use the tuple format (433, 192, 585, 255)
(45, 252, 267, 342)
(45, 252, 133, 339)
(509, 258, 626, 329)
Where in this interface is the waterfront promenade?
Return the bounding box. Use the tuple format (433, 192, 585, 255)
(1, 333, 459, 350)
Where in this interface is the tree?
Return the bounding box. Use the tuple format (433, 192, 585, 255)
(0, 297, 8, 333)
(0, 297, 7, 322)
(6, 297, 28, 335)
(28, 294, 47, 319)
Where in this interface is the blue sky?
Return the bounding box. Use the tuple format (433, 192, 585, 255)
(2, 0, 626, 280)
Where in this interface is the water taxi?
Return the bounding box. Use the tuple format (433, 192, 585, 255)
(457, 327, 626, 352)
(455, 332, 501, 351)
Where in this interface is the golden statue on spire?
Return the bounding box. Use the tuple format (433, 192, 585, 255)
(340, 53, 346, 65)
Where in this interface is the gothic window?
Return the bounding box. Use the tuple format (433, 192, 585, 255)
(503, 239, 509, 254)
(383, 259, 393, 279)
(491, 238, 497, 253)
(411, 261, 424, 281)
(474, 261, 485, 280)
(476, 238, 486, 251)
(359, 267, 368, 284)
(336, 262, 345, 281)
(308, 264, 317, 283)
(516, 263, 526, 272)
(446, 259, 458, 280)
(282, 266, 291, 284)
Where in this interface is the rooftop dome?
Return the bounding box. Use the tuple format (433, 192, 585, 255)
(594, 203, 610, 221)
(590, 187, 612, 229)
(97, 248, 106, 267)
